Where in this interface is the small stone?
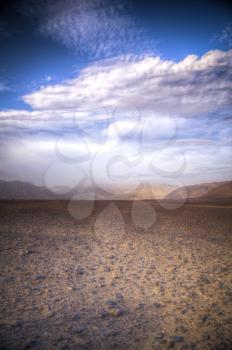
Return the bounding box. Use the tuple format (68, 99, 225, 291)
(115, 293, 124, 301)
(75, 327, 85, 334)
(100, 311, 109, 319)
(34, 274, 46, 280)
(202, 315, 209, 323)
(75, 266, 85, 275)
(104, 266, 111, 272)
(154, 303, 162, 308)
(138, 303, 145, 309)
(66, 286, 73, 291)
(105, 330, 119, 337)
(171, 335, 184, 343)
(218, 282, 224, 289)
(106, 299, 118, 307)
(72, 314, 81, 321)
(19, 249, 29, 257)
(108, 308, 125, 317)
(202, 332, 211, 340)
(155, 332, 165, 340)
(23, 340, 38, 349)
(199, 275, 211, 284)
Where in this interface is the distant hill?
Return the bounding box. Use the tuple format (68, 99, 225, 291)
(165, 181, 232, 202)
(129, 183, 175, 200)
(0, 180, 57, 200)
(0, 180, 176, 200)
(200, 182, 232, 200)
(0, 179, 231, 201)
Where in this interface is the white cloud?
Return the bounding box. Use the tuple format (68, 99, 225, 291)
(23, 50, 232, 118)
(0, 49, 232, 187)
(1, 132, 231, 189)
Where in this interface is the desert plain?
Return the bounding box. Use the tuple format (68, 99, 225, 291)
(0, 200, 232, 350)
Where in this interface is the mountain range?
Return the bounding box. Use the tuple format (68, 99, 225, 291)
(165, 181, 232, 203)
(0, 179, 231, 202)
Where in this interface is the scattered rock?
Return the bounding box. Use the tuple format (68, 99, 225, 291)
(154, 303, 162, 308)
(115, 293, 124, 302)
(170, 335, 184, 346)
(34, 274, 46, 280)
(199, 275, 211, 284)
(138, 302, 146, 310)
(155, 331, 165, 340)
(108, 307, 125, 317)
(72, 314, 81, 321)
(181, 304, 194, 314)
(1, 201, 232, 350)
(100, 311, 109, 319)
(202, 332, 211, 340)
(19, 249, 30, 257)
(104, 330, 120, 337)
(75, 266, 85, 275)
(106, 299, 118, 307)
(74, 327, 85, 334)
(23, 340, 39, 349)
(202, 315, 209, 323)
(99, 282, 106, 287)
(218, 282, 224, 289)
(103, 266, 111, 272)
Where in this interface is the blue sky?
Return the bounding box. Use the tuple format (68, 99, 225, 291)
(0, 0, 232, 195)
(0, 0, 231, 109)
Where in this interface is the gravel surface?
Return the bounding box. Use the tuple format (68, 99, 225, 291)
(0, 200, 232, 350)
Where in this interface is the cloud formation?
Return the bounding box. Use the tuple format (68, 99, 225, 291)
(23, 50, 232, 118)
(0, 49, 232, 187)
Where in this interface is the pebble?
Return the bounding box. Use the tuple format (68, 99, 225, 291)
(23, 340, 39, 349)
(155, 331, 165, 340)
(103, 266, 111, 272)
(154, 303, 162, 308)
(138, 303, 146, 309)
(170, 335, 184, 343)
(19, 249, 30, 257)
(100, 311, 109, 319)
(75, 267, 85, 275)
(74, 327, 85, 334)
(199, 275, 211, 284)
(106, 299, 118, 307)
(202, 314, 209, 323)
(34, 274, 46, 280)
(108, 308, 125, 317)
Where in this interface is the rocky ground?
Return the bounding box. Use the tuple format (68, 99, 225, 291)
(0, 200, 232, 350)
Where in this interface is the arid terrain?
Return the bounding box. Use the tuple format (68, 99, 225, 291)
(0, 200, 232, 350)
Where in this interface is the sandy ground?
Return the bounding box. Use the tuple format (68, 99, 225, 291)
(0, 200, 232, 350)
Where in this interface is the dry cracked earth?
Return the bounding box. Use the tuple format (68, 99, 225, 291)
(0, 200, 232, 350)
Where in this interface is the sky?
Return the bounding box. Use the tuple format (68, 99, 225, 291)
(0, 0, 232, 197)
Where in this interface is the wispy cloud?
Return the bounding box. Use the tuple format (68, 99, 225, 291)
(212, 24, 232, 47)
(21, 0, 156, 59)
(0, 20, 11, 40)
(0, 82, 10, 92)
